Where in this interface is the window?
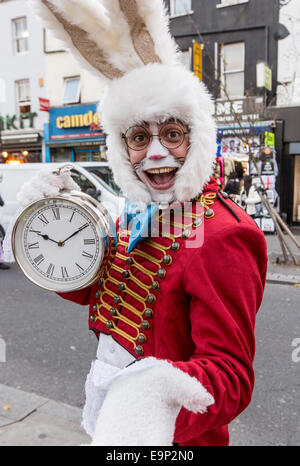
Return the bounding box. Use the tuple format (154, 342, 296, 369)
(217, 0, 249, 7)
(170, 0, 192, 16)
(178, 50, 191, 70)
(16, 79, 31, 113)
(12, 17, 29, 54)
(220, 42, 245, 99)
(63, 77, 81, 105)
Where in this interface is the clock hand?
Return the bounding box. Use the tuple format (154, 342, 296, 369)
(61, 223, 89, 244)
(30, 230, 60, 245)
(38, 233, 60, 245)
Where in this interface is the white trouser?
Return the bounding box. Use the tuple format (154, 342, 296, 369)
(82, 334, 136, 437)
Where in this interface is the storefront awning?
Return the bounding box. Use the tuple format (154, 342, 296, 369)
(217, 120, 276, 136)
(46, 137, 105, 148)
(1, 132, 40, 145)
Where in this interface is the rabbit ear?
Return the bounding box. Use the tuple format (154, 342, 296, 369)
(29, 0, 179, 81)
(30, 0, 125, 80)
(119, 0, 161, 65)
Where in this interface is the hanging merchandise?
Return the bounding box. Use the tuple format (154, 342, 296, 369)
(214, 154, 225, 188)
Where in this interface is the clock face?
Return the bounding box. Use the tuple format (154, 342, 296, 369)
(13, 197, 104, 292)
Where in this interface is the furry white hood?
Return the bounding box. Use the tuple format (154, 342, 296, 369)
(101, 63, 217, 205)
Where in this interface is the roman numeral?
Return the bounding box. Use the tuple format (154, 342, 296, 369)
(33, 254, 45, 266)
(52, 208, 60, 221)
(69, 211, 75, 223)
(38, 214, 49, 225)
(46, 263, 55, 277)
(61, 266, 69, 278)
(82, 250, 93, 260)
(84, 239, 95, 245)
(75, 262, 85, 273)
(29, 229, 41, 234)
(28, 242, 39, 250)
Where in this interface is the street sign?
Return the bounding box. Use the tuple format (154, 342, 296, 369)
(39, 97, 50, 112)
(256, 62, 272, 92)
(193, 41, 203, 82)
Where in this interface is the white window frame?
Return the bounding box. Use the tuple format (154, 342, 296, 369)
(220, 42, 245, 99)
(12, 17, 29, 55)
(15, 79, 31, 112)
(62, 76, 81, 105)
(169, 0, 193, 18)
(179, 49, 192, 71)
(217, 0, 249, 8)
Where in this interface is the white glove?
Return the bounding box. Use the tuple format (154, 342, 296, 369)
(90, 358, 214, 446)
(16, 165, 81, 208)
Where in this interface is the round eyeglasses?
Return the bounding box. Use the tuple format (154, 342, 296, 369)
(122, 122, 190, 151)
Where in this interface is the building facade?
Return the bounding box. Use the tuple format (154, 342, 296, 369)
(272, 0, 300, 225)
(166, 0, 294, 228)
(0, 0, 48, 164)
(43, 29, 107, 164)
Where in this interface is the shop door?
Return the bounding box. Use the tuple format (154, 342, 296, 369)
(74, 151, 90, 162)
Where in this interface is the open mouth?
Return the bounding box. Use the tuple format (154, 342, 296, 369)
(144, 167, 178, 190)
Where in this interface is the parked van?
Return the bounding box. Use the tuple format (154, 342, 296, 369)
(0, 162, 125, 233)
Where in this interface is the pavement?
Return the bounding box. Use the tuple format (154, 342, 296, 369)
(0, 228, 299, 447)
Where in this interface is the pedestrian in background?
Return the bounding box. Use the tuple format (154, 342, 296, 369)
(224, 171, 241, 203)
(241, 175, 261, 219)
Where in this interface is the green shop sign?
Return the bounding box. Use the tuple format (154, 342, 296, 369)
(0, 112, 37, 130)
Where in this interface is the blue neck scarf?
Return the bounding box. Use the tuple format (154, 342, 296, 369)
(120, 200, 159, 253)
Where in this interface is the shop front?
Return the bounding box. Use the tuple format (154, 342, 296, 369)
(0, 111, 42, 164)
(266, 105, 300, 226)
(44, 103, 107, 163)
(215, 97, 278, 232)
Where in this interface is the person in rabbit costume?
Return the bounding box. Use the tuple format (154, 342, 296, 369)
(18, 0, 267, 446)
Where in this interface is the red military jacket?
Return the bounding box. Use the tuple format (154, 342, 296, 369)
(58, 178, 268, 446)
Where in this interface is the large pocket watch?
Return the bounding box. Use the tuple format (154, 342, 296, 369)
(11, 190, 116, 293)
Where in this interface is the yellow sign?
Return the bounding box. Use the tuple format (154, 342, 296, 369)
(264, 131, 275, 147)
(56, 110, 100, 129)
(193, 41, 202, 82)
(264, 65, 272, 92)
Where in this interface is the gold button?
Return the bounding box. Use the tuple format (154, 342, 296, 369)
(122, 270, 130, 279)
(152, 281, 160, 291)
(106, 320, 114, 330)
(193, 218, 202, 227)
(157, 268, 166, 279)
(163, 255, 172, 265)
(182, 229, 191, 238)
(171, 242, 180, 251)
(144, 309, 153, 318)
(147, 294, 156, 304)
(138, 334, 146, 344)
(204, 209, 214, 218)
(135, 345, 144, 356)
(141, 320, 150, 330)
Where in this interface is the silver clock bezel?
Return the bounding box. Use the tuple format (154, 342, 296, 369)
(11, 192, 114, 293)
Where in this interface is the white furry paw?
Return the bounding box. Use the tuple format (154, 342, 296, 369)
(16, 168, 81, 207)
